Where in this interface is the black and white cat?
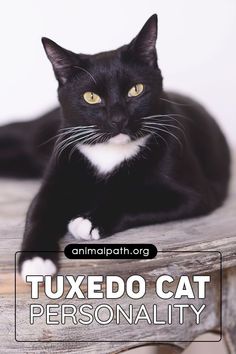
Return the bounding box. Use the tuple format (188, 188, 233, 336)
(0, 15, 230, 279)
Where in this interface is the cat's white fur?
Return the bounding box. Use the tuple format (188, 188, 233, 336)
(68, 217, 100, 240)
(78, 134, 149, 175)
(21, 257, 56, 282)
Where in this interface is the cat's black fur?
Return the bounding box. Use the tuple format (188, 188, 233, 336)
(0, 15, 230, 272)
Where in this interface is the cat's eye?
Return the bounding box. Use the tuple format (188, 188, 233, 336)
(128, 83, 144, 98)
(83, 92, 101, 104)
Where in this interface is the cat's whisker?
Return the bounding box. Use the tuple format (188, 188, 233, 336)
(160, 97, 192, 107)
(142, 121, 186, 139)
(68, 145, 79, 161)
(133, 131, 140, 140)
(54, 128, 96, 147)
(56, 126, 97, 141)
(38, 127, 96, 148)
(97, 132, 108, 143)
(142, 121, 181, 128)
(142, 128, 159, 146)
(67, 131, 103, 160)
(142, 124, 183, 150)
(59, 125, 96, 132)
(68, 133, 100, 160)
(141, 127, 169, 147)
(82, 133, 103, 145)
(97, 132, 110, 144)
(68, 132, 103, 160)
(56, 128, 98, 145)
(99, 133, 108, 144)
(134, 129, 147, 140)
(57, 129, 97, 143)
(38, 131, 75, 147)
(60, 131, 96, 147)
(103, 133, 113, 144)
(55, 130, 98, 159)
(142, 116, 186, 130)
(141, 113, 189, 121)
(68, 130, 107, 159)
(55, 133, 92, 155)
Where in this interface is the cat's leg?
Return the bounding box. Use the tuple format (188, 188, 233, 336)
(68, 187, 207, 239)
(118, 196, 212, 236)
(18, 184, 69, 281)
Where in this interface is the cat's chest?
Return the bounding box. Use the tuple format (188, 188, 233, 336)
(78, 136, 148, 175)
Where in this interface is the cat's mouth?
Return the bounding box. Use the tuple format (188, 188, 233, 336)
(108, 133, 131, 145)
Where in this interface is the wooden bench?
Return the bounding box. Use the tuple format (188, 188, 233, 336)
(0, 158, 235, 353)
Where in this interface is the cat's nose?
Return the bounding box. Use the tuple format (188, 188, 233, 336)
(110, 115, 128, 132)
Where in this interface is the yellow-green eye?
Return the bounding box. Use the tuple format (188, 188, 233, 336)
(83, 92, 101, 104)
(128, 83, 144, 98)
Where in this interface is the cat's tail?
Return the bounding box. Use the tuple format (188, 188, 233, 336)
(0, 108, 60, 178)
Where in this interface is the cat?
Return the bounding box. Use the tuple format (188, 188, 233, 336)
(0, 15, 230, 280)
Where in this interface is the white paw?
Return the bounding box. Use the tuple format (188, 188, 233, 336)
(68, 217, 100, 240)
(21, 257, 57, 282)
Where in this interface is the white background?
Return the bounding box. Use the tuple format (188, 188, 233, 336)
(0, 0, 235, 146)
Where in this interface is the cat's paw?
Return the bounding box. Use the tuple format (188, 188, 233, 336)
(20, 257, 57, 282)
(68, 217, 100, 241)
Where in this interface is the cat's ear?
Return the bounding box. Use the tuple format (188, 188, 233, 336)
(42, 37, 76, 85)
(128, 14, 158, 68)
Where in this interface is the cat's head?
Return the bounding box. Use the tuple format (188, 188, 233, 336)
(42, 14, 163, 145)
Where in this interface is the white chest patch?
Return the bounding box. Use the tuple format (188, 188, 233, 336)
(78, 134, 149, 175)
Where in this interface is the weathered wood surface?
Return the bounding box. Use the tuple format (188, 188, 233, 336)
(0, 157, 236, 353)
(223, 268, 236, 354)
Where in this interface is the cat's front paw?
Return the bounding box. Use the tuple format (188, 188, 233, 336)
(68, 217, 100, 241)
(20, 257, 57, 282)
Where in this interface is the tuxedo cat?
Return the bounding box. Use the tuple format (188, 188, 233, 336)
(0, 15, 230, 279)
